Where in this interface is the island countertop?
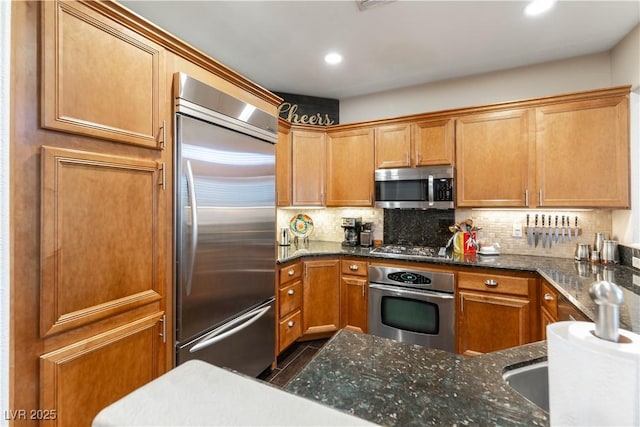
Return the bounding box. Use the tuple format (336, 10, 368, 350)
(285, 329, 549, 426)
(277, 241, 640, 334)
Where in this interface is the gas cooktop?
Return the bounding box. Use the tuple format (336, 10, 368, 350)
(369, 245, 448, 260)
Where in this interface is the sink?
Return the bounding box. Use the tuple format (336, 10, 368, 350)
(502, 361, 549, 412)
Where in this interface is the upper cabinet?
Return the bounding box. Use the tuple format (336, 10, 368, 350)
(375, 119, 454, 169)
(41, 0, 167, 148)
(277, 119, 292, 206)
(455, 87, 630, 208)
(326, 128, 375, 206)
(456, 109, 533, 208)
(292, 128, 326, 206)
(535, 94, 630, 208)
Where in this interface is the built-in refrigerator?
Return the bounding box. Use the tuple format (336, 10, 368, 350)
(173, 73, 277, 377)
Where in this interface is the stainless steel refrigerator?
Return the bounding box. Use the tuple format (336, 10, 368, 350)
(173, 73, 277, 377)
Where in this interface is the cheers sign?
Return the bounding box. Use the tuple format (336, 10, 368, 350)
(275, 92, 339, 126)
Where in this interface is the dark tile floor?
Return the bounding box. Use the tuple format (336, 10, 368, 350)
(258, 338, 329, 387)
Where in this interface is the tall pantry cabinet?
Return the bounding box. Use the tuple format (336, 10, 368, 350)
(10, 1, 280, 426)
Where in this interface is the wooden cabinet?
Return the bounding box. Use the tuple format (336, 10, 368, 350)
(302, 258, 341, 339)
(456, 109, 533, 207)
(41, 0, 167, 149)
(326, 128, 374, 206)
(340, 259, 369, 333)
(375, 119, 454, 169)
(540, 280, 558, 340)
(277, 262, 303, 353)
(291, 129, 326, 206)
(457, 270, 538, 356)
(535, 94, 630, 208)
(276, 119, 292, 206)
(456, 87, 630, 208)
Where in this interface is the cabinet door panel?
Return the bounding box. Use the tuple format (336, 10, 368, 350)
(41, 146, 163, 337)
(42, 0, 165, 148)
(340, 276, 368, 333)
(40, 313, 162, 427)
(413, 118, 454, 166)
(457, 291, 530, 356)
(276, 123, 292, 206)
(375, 124, 412, 169)
(292, 130, 325, 206)
(326, 128, 374, 206)
(302, 259, 340, 337)
(536, 96, 629, 207)
(456, 110, 532, 207)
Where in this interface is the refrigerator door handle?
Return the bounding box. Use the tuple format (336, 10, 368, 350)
(189, 304, 272, 353)
(185, 160, 198, 296)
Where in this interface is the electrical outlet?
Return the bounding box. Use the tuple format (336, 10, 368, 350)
(512, 223, 523, 238)
(633, 257, 640, 269)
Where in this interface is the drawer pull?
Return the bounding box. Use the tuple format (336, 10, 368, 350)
(288, 269, 295, 276)
(544, 293, 554, 301)
(287, 320, 295, 328)
(484, 279, 498, 287)
(287, 289, 295, 295)
(349, 264, 359, 271)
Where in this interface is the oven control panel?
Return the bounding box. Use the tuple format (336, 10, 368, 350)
(388, 272, 431, 285)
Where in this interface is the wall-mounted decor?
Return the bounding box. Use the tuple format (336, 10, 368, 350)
(274, 92, 339, 126)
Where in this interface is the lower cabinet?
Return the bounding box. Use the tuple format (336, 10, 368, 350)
(540, 279, 559, 340)
(340, 259, 369, 333)
(277, 261, 303, 353)
(302, 258, 341, 339)
(457, 270, 538, 356)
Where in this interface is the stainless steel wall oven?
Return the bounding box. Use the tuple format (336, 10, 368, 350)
(368, 265, 455, 352)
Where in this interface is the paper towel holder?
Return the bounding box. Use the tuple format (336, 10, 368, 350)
(589, 280, 625, 343)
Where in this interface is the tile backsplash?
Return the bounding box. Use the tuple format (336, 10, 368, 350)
(277, 207, 615, 259)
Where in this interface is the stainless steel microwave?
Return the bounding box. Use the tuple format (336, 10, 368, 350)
(374, 166, 455, 209)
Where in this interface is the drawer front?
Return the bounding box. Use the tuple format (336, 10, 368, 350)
(279, 280, 302, 318)
(458, 271, 530, 297)
(279, 262, 302, 286)
(541, 280, 558, 316)
(279, 310, 302, 352)
(341, 259, 368, 277)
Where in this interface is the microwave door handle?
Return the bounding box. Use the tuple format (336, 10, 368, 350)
(185, 160, 198, 297)
(189, 304, 272, 353)
(428, 175, 434, 206)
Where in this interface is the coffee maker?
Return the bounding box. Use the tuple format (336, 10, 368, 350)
(360, 222, 373, 248)
(341, 217, 362, 247)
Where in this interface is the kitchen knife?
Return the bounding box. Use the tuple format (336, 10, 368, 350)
(548, 215, 552, 249)
(575, 216, 579, 237)
(567, 216, 572, 241)
(534, 214, 539, 248)
(526, 214, 532, 246)
(561, 215, 566, 243)
(554, 215, 559, 244)
(541, 214, 546, 248)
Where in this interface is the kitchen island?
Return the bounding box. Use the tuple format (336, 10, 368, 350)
(286, 329, 548, 426)
(278, 240, 640, 334)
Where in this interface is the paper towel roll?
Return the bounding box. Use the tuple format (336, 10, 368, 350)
(547, 321, 640, 426)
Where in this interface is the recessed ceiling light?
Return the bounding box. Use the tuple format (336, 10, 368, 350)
(324, 52, 343, 65)
(524, 0, 556, 17)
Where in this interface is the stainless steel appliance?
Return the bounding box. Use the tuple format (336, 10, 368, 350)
(173, 73, 277, 376)
(374, 166, 454, 209)
(370, 244, 448, 260)
(341, 217, 362, 247)
(368, 265, 455, 352)
(360, 222, 373, 248)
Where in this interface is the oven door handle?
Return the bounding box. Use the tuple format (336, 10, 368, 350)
(369, 283, 454, 300)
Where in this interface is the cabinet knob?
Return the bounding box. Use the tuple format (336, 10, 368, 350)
(349, 264, 359, 271)
(544, 293, 555, 301)
(484, 279, 498, 287)
(288, 269, 295, 276)
(287, 289, 295, 295)
(287, 320, 295, 328)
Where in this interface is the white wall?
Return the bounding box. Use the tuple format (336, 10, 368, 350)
(340, 52, 612, 124)
(1, 1, 11, 424)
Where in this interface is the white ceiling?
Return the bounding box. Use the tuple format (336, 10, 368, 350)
(119, 0, 640, 100)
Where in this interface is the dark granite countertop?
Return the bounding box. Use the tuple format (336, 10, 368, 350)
(277, 240, 640, 333)
(286, 329, 549, 426)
